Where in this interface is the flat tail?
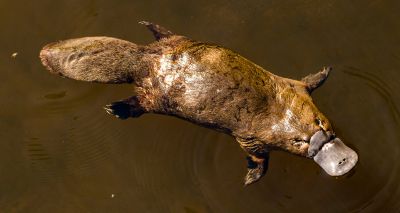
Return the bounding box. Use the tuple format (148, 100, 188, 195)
(40, 37, 150, 84)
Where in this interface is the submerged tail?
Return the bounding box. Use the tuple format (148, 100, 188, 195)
(40, 36, 152, 84)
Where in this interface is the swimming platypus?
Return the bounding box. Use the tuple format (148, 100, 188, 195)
(39, 21, 358, 185)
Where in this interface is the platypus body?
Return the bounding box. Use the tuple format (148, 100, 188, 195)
(40, 22, 358, 185)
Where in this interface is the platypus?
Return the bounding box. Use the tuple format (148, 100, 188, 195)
(39, 21, 358, 185)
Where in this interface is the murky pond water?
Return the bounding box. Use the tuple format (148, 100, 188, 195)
(1, 0, 400, 212)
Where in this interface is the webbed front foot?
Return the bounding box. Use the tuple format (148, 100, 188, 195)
(244, 154, 269, 186)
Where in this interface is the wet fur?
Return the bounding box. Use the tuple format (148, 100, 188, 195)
(40, 22, 333, 185)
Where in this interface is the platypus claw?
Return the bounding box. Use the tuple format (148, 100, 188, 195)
(139, 20, 174, 41)
(301, 66, 332, 92)
(244, 156, 269, 186)
(244, 166, 264, 186)
(104, 97, 144, 119)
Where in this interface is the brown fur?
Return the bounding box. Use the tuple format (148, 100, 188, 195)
(40, 22, 334, 185)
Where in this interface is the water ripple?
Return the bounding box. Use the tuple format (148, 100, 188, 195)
(343, 65, 400, 212)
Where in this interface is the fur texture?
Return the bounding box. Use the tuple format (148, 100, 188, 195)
(40, 22, 335, 185)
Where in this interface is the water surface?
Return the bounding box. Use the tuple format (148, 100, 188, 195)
(1, 0, 400, 212)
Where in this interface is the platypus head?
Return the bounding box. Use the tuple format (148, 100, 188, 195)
(265, 67, 358, 176)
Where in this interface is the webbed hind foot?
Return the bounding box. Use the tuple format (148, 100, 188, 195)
(244, 154, 269, 186)
(104, 96, 145, 119)
(139, 21, 174, 41)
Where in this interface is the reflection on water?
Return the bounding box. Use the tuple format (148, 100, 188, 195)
(1, 0, 400, 212)
(43, 91, 67, 100)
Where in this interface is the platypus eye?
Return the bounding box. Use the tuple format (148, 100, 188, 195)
(315, 118, 324, 128)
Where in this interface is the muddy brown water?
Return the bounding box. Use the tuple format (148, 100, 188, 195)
(1, 0, 400, 212)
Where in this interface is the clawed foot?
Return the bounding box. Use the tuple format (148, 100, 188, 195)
(244, 155, 269, 186)
(301, 66, 332, 92)
(139, 21, 174, 41)
(104, 96, 144, 119)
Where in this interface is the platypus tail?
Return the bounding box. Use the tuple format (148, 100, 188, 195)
(39, 36, 153, 84)
(39, 22, 175, 84)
